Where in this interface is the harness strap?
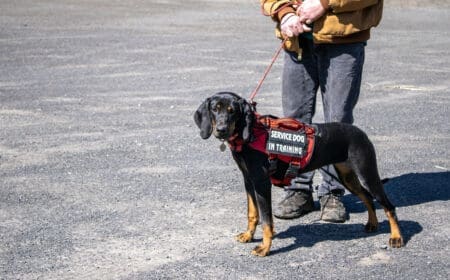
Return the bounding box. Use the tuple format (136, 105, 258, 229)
(227, 112, 316, 188)
(258, 114, 316, 187)
(227, 122, 268, 154)
(285, 158, 302, 179)
(227, 133, 244, 152)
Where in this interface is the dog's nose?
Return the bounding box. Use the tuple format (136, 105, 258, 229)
(216, 126, 227, 134)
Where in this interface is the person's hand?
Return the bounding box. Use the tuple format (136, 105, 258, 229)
(297, 0, 328, 25)
(280, 13, 311, 37)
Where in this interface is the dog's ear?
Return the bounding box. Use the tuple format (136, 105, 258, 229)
(239, 99, 254, 142)
(194, 98, 212, 139)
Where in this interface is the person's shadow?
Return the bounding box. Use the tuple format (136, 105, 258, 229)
(270, 171, 449, 255)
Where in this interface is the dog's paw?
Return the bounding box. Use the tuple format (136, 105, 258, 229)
(389, 236, 404, 248)
(251, 244, 270, 257)
(364, 222, 379, 233)
(235, 231, 253, 243)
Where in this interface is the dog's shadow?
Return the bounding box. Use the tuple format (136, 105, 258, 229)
(269, 171, 449, 255)
(270, 220, 422, 255)
(343, 171, 450, 213)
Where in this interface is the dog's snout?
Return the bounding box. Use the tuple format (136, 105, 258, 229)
(215, 125, 227, 134)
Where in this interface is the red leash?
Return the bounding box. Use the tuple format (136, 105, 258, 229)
(249, 37, 287, 104)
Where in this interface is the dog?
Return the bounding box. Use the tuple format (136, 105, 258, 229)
(194, 92, 404, 256)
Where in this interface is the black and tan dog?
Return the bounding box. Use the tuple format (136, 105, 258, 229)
(194, 92, 403, 256)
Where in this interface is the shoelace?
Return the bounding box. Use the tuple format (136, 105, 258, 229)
(319, 194, 341, 220)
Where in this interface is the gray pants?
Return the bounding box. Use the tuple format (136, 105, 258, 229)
(282, 38, 365, 197)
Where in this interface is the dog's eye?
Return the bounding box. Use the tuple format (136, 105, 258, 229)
(227, 107, 234, 113)
(212, 104, 220, 112)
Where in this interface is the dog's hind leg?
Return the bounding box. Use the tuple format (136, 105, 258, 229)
(334, 163, 379, 232)
(350, 161, 404, 248)
(384, 207, 404, 248)
(360, 177, 404, 247)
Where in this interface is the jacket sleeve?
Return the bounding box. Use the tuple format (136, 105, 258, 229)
(260, 0, 296, 22)
(260, 0, 301, 54)
(328, 0, 379, 13)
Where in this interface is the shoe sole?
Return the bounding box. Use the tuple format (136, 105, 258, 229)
(274, 209, 314, 220)
(321, 217, 346, 223)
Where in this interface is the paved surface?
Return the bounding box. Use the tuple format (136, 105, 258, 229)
(1, 0, 449, 279)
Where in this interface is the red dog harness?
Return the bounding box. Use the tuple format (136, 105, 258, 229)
(228, 113, 316, 187)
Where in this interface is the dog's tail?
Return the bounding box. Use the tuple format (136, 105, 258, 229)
(381, 178, 390, 185)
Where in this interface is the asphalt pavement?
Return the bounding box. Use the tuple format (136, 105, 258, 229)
(1, 0, 449, 279)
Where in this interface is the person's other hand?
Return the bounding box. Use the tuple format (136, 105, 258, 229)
(297, 0, 328, 25)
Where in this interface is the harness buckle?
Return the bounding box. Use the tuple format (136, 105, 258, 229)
(285, 162, 301, 179)
(268, 159, 278, 175)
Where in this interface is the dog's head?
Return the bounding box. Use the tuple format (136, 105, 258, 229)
(194, 92, 254, 141)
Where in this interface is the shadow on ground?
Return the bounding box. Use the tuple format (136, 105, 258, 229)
(268, 172, 450, 255)
(270, 219, 422, 255)
(342, 171, 450, 213)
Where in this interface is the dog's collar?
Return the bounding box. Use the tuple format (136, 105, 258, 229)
(227, 133, 244, 152)
(226, 124, 268, 154)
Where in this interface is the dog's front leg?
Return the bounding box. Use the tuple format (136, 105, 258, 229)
(236, 183, 259, 243)
(233, 153, 259, 244)
(236, 186, 259, 243)
(252, 177, 273, 257)
(233, 150, 273, 256)
(249, 168, 273, 257)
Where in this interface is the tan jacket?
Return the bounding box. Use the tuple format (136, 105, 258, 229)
(261, 0, 383, 52)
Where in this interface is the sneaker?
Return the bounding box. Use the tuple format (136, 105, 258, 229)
(274, 190, 314, 219)
(319, 193, 347, 223)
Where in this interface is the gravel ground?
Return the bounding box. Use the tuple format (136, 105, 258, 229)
(0, 0, 449, 279)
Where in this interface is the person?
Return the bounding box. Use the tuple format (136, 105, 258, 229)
(260, 0, 383, 222)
